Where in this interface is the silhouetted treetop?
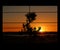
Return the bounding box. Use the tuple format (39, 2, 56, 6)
(25, 12, 37, 23)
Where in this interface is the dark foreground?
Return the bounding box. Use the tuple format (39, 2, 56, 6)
(2, 32, 57, 44)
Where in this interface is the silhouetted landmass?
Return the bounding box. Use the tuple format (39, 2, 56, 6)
(3, 32, 57, 44)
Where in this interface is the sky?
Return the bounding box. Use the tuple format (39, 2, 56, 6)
(3, 6, 57, 32)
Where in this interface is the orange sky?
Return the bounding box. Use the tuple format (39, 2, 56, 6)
(3, 6, 57, 32)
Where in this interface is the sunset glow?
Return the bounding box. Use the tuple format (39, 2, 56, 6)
(3, 6, 57, 32)
(39, 28, 44, 32)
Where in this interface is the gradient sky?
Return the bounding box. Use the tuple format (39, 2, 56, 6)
(3, 6, 57, 32)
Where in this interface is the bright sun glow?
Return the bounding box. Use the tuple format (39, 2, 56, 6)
(38, 26, 46, 32)
(36, 27, 44, 32)
(39, 29, 43, 32)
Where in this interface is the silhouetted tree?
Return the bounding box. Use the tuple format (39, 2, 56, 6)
(33, 27, 36, 32)
(25, 12, 36, 23)
(37, 27, 41, 32)
(23, 23, 26, 32)
(24, 12, 37, 32)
